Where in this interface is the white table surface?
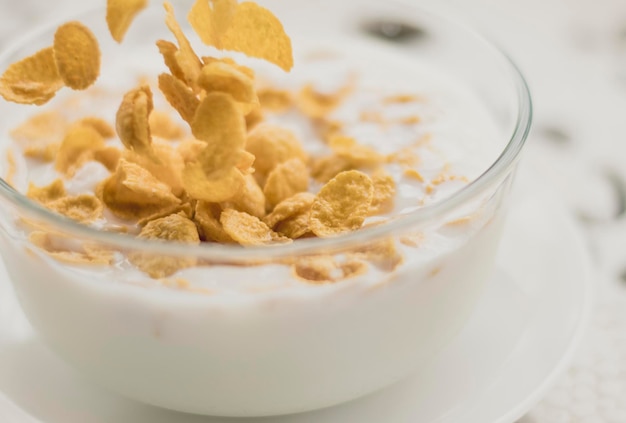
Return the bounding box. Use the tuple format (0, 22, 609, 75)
(1, 1, 625, 422)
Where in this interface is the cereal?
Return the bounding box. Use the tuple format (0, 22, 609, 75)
(47, 194, 103, 223)
(309, 170, 374, 237)
(191, 92, 245, 148)
(263, 158, 309, 211)
(188, 0, 237, 49)
(275, 210, 311, 239)
(93, 146, 122, 171)
(106, 0, 148, 42)
(27, 179, 66, 204)
(123, 139, 185, 196)
(328, 135, 385, 168)
(220, 209, 291, 246)
(116, 85, 155, 157)
(29, 231, 114, 265)
(297, 83, 351, 118)
(76, 117, 116, 139)
(164, 2, 202, 90)
(149, 110, 185, 140)
(53, 22, 101, 90)
(99, 159, 181, 220)
(137, 202, 194, 227)
(257, 87, 292, 112)
(130, 213, 200, 278)
(197, 61, 258, 108)
(182, 163, 244, 202)
(0, 47, 63, 105)
(293, 255, 368, 284)
(264, 192, 315, 228)
(24, 143, 59, 162)
(354, 238, 403, 271)
(194, 201, 234, 243)
(158, 73, 200, 124)
(156, 40, 186, 82)
(222, 174, 266, 218)
(369, 169, 396, 215)
(245, 123, 308, 184)
(55, 125, 106, 176)
(10, 111, 68, 145)
(310, 155, 352, 183)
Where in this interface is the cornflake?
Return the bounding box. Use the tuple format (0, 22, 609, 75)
(222, 174, 266, 218)
(106, 0, 148, 43)
(293, 255, 368, 284)
(197, 61, 257, 109)
(130, 213, 200, 278)
(29, 231, 114, 265)
(55, 125, 106, 176)
(47, 194, 104, 223)
(164, 2, 202, 90)
(264, 192, 315, 229)
(0, 47, 63, 105)
(158, 73, 200, 124)
(116, 85, 155, 158)
(369, 169, 396, 215)
(53, 22, 101, 90)
(149, 110, 185, 140)
(328, 134, 385, 168)
(27, 179, 66, 204)
(310, 170, 374, 237)
(194, 201, 234, 243)
(156, 40, 186, 82)
(263, 158, 309, 211)
(220, 209, 291, 246)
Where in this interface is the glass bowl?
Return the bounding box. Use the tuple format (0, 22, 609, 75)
(0, 0, 531, 417)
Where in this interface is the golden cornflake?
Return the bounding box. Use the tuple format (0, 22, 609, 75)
(222, 174, 266, 218)
(27, 179, 66, 204)
(55, 125, 105, 176)
(158, 73, 200, 124)
(93, 146, 122, 171)
(137, 202, 193, 227)
(29, 231, 114, 265)
(328, 134, 385, 168)
(53, 22, 101, 90)
(191, 92, 245, 148)
(197, 61, 258, 108)
(5, 149, 16, 187)
(354, 238, 403, 272)
(99, 159, 181, 219)
(164, 2, 202, 89)
(202, 56, 255, 79)
(258, 87, 292, 112)
(297, 83, 351, 118)
(194, 201, 234, 243)
(123, 139, 185, 196)
(310, 155, 352, 183)
(293, 255, 368, 284)
(245, 123, 308, 184)
(10, 111, 68, 145)
(383, 94, 419, 104)
(130, 213, 200, 278)
(47, 194, 104, 223)
(149, 110, 185, 140)
(369, 169, 396, 215)
(177, 138, 205, 163)
(182, 163, 244, 202)
(24, 143, 59, 162)
(106, 0, 148, 43)
(76, 117, 116, 138)
(0, 47, 63, 105)
(263, 158, 309, 211)
(220, 208, 291, 246)
(116, 85, 155, 157)
(264, 191, 315, 228)
(275, 210, 311, 239)
(309, 170, 374, 237)
(156, 40, 186, 82)
(188, 0, 237, 49)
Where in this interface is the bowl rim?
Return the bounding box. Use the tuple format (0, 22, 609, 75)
(0, 1, 532, 261)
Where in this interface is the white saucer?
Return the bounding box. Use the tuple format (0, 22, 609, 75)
(0, 182, 592, 423)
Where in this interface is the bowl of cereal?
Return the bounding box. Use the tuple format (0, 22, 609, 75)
(0, 0, 531, 417)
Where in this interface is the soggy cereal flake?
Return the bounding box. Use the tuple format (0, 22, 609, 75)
(53, 22, 101, 90)
(149, 110, 185, 140)
(24, 143, 59, 162)
(245, 123, 308, 184)
(264, 192, 315, 228)
(76, 117, 116, 138)
(197, 61, 258, 108)
(220, 208, 291, 246)
(258, 87, 292, 112)
(293, 255, 368, 284)
(100, 159, 180, 219)
(310, 170, 374, 237)
(55, 125, 105, 176)
(106, 0, 148, 42)
(164, 2, 202, 89)
(370, 169, 396, 215)
(29, 231, 114, 265)
(116, 85, 155, 157)
(47, 194, 103, 223)
(0, 47, 63, 105)
(188, 0, 237, 49)
(27, 179, 66, 204)
(158, 73, 200, 124)
(222, 174, 265, 218)
(93, 146, 122, 171)
(328, 135, 384, 168)
(10, 111, 68, 144)
(355, 238, 403, 271)
(182, 162, 244, 202)
(123, 139, 185, 196)
(130, 213, 200, 278)
(191, 92, 245, 148)
(275, 210, 311, 239)
(263, 158, 308, 211)
(194, 201, 234, 243)
(221, 2, 293, 71)
(310, 155, 352, 183)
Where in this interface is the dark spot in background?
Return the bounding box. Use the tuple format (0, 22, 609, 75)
(361, 19, 428, 43)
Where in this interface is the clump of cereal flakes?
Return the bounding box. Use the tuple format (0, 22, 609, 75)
(0, 0, 434, 284)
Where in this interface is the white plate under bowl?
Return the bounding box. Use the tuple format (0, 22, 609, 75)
(0, 177, 592, 423)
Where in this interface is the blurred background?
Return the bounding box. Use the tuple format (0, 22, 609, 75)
(0, 0, 625, 421)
